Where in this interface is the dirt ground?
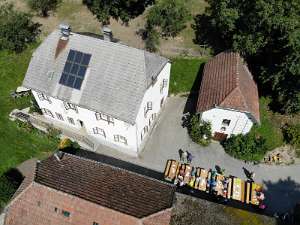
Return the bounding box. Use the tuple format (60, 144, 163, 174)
(8, 0, 208, 57)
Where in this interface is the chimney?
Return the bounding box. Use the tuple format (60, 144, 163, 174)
(59, 23, 71, 40)
(54, 151, 64, 161)
(102, 26, 113, 42)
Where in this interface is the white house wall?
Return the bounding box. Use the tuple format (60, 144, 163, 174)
(32, 90, 138, 153)
(201, 107, 254, 136)
(135, 63, 171, 151)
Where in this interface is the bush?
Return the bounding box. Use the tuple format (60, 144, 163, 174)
(282, 124, 300, 150)
(16, 120, 34, 132)
(46, 127, 61, 142)
(27, 0, 61, 17)
(58, 138, 80, 150)
(0, 3, 41, 52)
(222, 132, 268, 161)
(188, 115, 212, 146)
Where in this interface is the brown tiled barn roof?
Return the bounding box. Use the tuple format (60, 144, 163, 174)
(197, 51, 260, 123)
(34, 153, 175, 218)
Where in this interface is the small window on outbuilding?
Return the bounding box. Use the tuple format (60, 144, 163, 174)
(222, 119, 231, 126)
(93, 222, 99, 225)
(62, 210, 70, 217)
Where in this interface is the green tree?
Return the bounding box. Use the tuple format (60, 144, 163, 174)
(27, 0, 61, 17)
(84, 0, 154, 24)
(0, 3, 40, 52)
(146, 0, 190, 37)
(188, 115, 212, 146)
(193, 0, 300, 114)
(222, 132, 268, 161)
(282, 124, 300, 150)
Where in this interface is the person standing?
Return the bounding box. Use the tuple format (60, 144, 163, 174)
(187, 151, 193, 163)
(178, 149, 184, 162)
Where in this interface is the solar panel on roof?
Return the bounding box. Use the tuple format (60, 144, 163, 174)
(59, 50, 91, 90)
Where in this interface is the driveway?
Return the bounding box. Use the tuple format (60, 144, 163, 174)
(94, 96, 300, 213)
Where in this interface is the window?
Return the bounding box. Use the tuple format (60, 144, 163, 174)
(62, 210, 70, 217)
(67, 117, 75, 125)
(55, 112, 64, 121)
(144, 102, 153, 117)
(221, 127, 226, 131)
(54, 207, 58, 213)
(64, 102, 77, 112)
(95, 112, 114, 125)
(163, 79, 168, 88)
(114, 135, 127, 145)
(141, 125, 149, 140)
(37, 201, 41, 207)
(222, 119, 231, 126)
(41, 108, 54, 117)
(93, 222, 99, 225)
(160, 79, 168, 94)
(37, 93, 51, 103)
(93, 127, 106, 137)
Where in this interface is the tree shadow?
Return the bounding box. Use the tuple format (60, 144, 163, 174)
(182, 62, 205, 115)
(263, 177, 300, 214)
(0, 168, 24, 210)
(192, 14, 228, 55)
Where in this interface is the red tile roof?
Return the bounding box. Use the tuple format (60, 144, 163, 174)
(33, 152, 175, 218)
(197, 51, 260, 123)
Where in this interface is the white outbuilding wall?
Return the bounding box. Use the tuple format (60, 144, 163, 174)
(201, 107, 254, 137)
(31, 62, 171, 154)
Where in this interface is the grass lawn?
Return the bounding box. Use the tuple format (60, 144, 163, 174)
(0, 45, 58, 207)
(170, 57, 208, 94)
(253, 97, 284, 151)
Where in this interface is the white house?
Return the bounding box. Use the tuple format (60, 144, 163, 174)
(22, 25, 171, 155)
(196, 51, 260, 140)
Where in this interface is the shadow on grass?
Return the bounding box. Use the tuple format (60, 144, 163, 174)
(0, 168, 24, 211)
(182, 62, 205, 115)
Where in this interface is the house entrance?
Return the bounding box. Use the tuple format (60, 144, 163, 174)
(78, 120, 84, 128)
(160, 97, 164, 108)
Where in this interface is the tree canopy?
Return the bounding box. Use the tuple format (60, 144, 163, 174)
(193, 0, 300, 114)
(84, 0, 154, 24)
(146, 0, 190, 37)
(27, 0, 61, 17)
(0, 3, 40, 52)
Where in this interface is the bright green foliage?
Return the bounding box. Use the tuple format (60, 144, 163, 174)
(0, 3, 40, 52)
(251, 97, 283, 151)
(194, 0, 300, 114)
(188, 115, 212, 146)
(222, 132, 268, 161)
(84, 0, 153, 24)
(27, 0, 61, 17)
(170, 58, 207, 94)
(282, 124, 300, 150)
(147, 0, 190, 37)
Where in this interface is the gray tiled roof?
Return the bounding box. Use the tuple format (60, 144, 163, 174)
(23, 30, 168, 124)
